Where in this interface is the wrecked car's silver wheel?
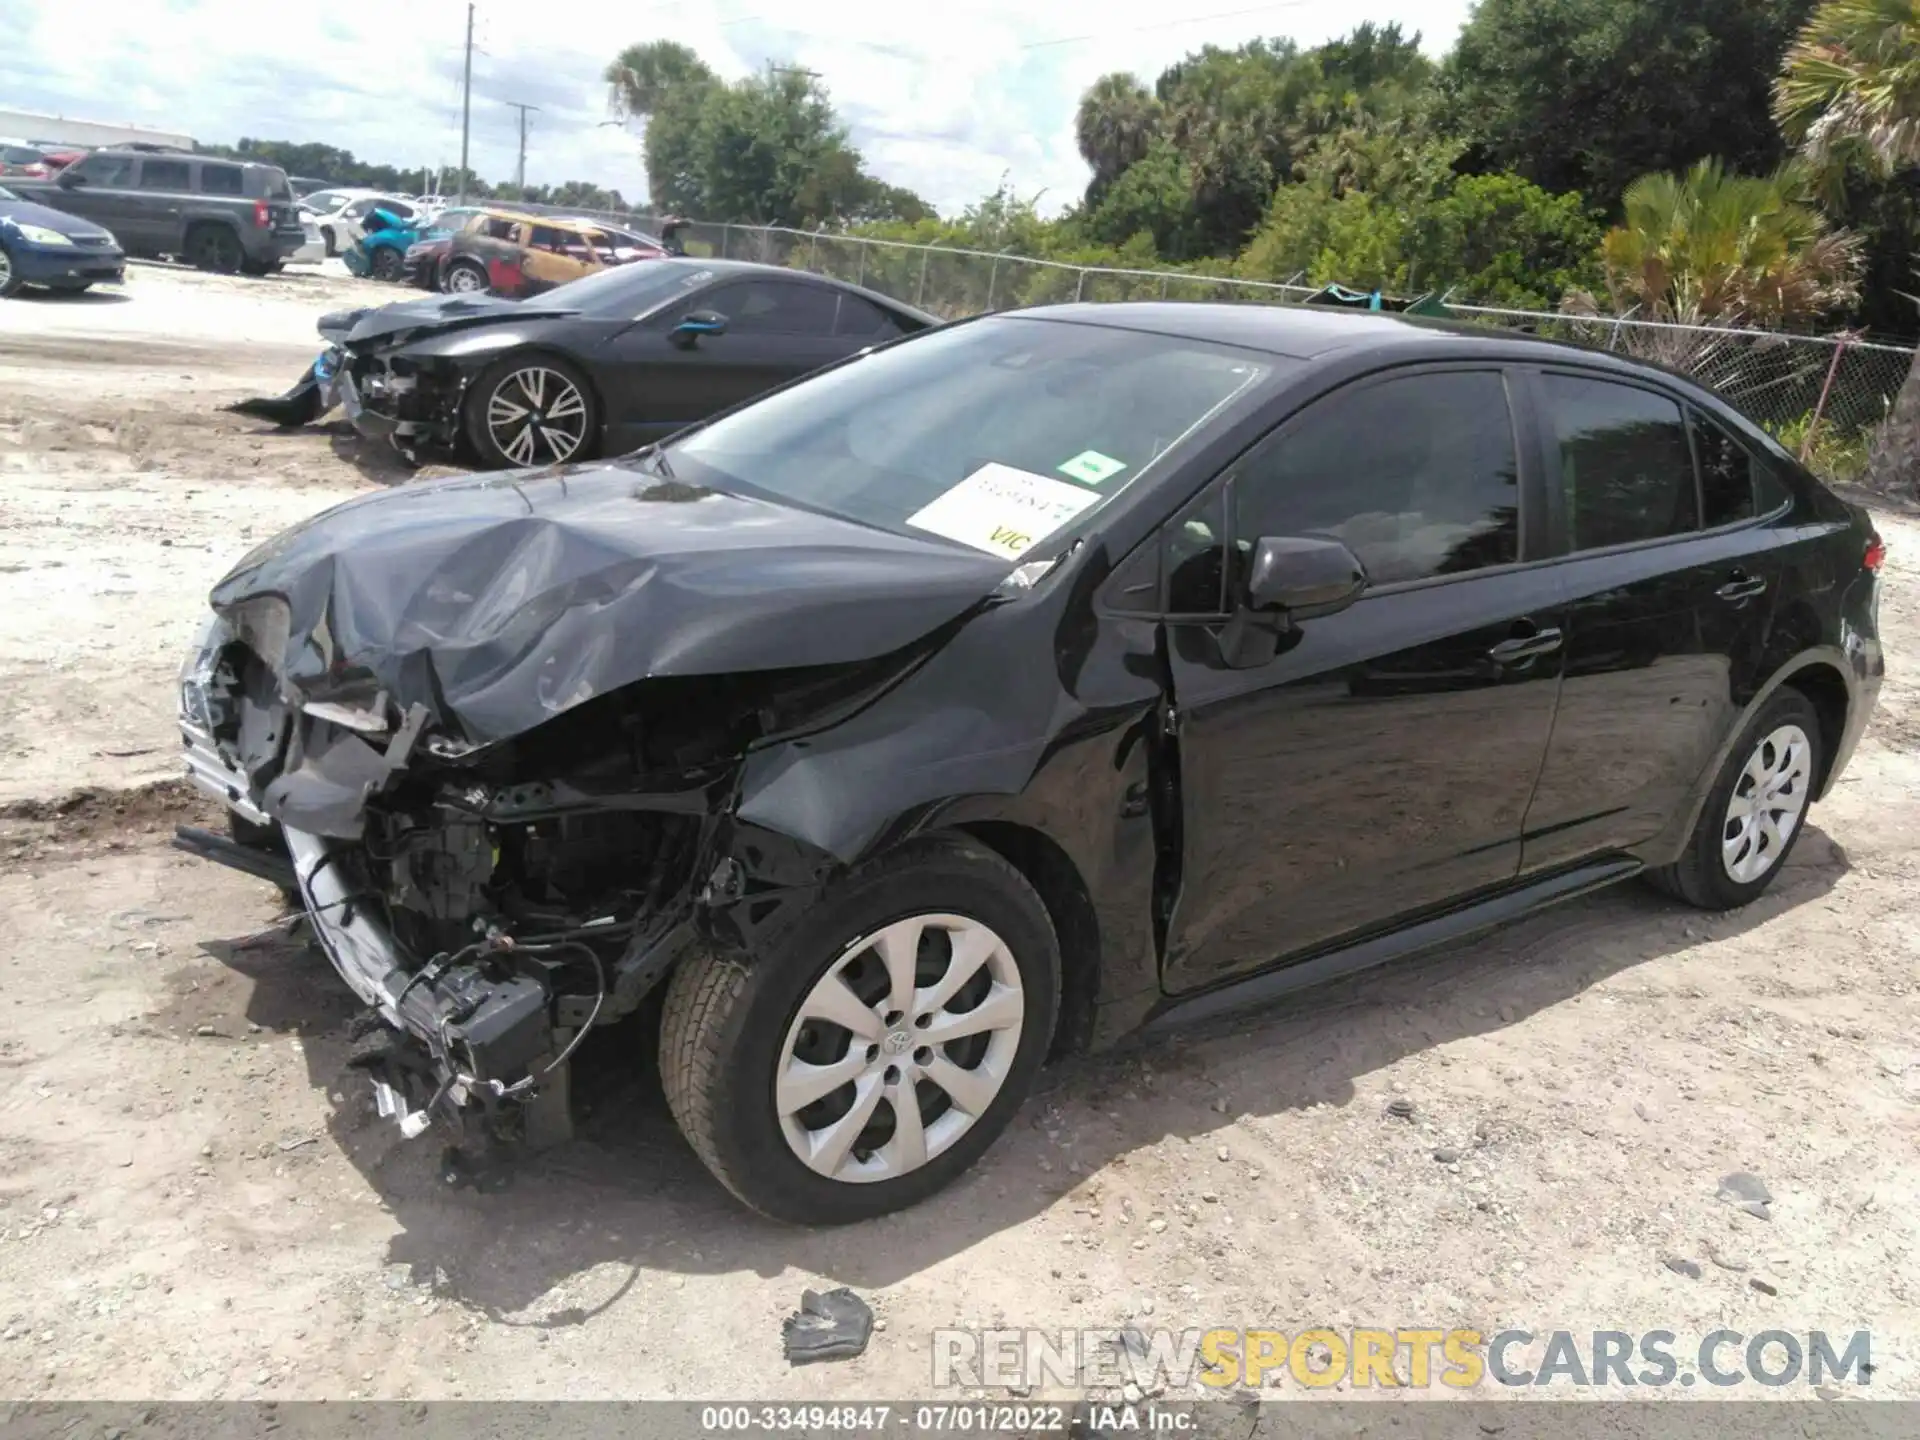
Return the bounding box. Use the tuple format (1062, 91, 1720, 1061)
(776, 914, 1025, 1184)
(445, 259, 487, 293)
(465, 355, 598, 470)
(660, 836, 1060, 1225)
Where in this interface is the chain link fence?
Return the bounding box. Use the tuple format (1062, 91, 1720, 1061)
(529, 206, 1913, 450)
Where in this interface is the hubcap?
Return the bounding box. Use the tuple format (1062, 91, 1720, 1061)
(776, 913, 1025, 1184)
(448, 265, 483, 292)
(486, 367, 587, 467)
(0, 249, 12, 287)
(1722, 723, 1812, 884)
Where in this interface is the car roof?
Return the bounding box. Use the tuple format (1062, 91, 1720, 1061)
(1009, 299, 1611, 365)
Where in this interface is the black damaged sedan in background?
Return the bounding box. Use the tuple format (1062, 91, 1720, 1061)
(177, 302, 1884, 1224)
(230, 257, 937, 469)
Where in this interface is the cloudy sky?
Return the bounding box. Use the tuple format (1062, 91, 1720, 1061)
(2, 0, 1475, 214)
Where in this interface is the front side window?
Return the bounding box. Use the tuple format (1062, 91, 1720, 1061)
(700, 280, 841, 335)
(1543, 374, 1696, 551)
(198, 163, 244, 196)
(664, 315, 1273, 556)
(1231, 370, 1521, 588)
(138, 160, 191, 191)
(68, 154, 136, 187)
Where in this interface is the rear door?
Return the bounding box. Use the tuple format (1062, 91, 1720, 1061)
(598, 277, 848, 442)
(1158, 365, 1568, 994)
(521, 223, 595, 294)
(1515, 370, 1786, 873)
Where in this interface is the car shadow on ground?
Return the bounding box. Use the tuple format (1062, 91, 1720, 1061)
(14, 287, 132, 305)
(194, 826, 1852, 1324)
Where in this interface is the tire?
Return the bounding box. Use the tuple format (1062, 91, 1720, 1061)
(1648, 688, 1823, 910)
(444, 259, 488, 294)
(0, 241, 21, 298)
(370, 247, 403, 282)
(659, 835, 1061, 1225)
(322, 227, 337, 258)
(186, 224, 242, 274)
(462, 353, 599, 470)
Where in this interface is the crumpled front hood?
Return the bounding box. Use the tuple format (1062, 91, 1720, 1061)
(318, 293, 578, 349)
(208, 458, 1010, 744)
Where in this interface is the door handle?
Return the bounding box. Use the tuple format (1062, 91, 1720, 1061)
(1487, 627, 1563, 663)
(1716, 572, 1768, 602)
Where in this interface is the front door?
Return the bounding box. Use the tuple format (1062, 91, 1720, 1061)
(1517, 372, 1788, 873)
(1161, 367, 1566, 995)
(53, 153, 140, 245)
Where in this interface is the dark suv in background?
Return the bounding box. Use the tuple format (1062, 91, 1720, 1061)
(9, 149, 307, 273)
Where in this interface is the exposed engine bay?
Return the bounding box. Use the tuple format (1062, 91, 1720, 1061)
(171, 456, 1027, 1150)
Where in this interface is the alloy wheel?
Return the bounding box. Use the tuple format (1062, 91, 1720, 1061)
(446, 263, 485, 293)
(485, 366, 589, 466)
(1722, 723, 1812, 884)
(775, 913, 1025, 1184)
(0, 246, 14, 293)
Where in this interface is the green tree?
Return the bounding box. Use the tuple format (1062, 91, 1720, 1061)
(1447, 0, 1816, 210)
(1085, 138, 1203, 257)
(1775, 0, 1920, 489)
(1566, 160, 1861, 333)
(1413, 172, 1604, 306)
(1074, 73, 1164, 206)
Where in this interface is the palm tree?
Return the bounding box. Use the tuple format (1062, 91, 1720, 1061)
(1074, 74, 1163, 204)
(1775, 0, 1920, 491)
(604, 40, 715, 119)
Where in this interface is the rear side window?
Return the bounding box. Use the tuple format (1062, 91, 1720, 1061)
(198, 163, 244, 196)
(1231, 369, 1521, 586)
(137, 159, 191, 191)
(528, 225, 571, 251)
(1542, 375, 1696, 551)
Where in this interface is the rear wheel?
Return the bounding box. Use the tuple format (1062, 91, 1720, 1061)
(462, 354, 598, 470)
(186, 224, 242, 274)
(1649, 689, 1822, 910)
(322, 227, 337, 258)
(444, 259, 488, 294)
(658, 836, 1060, 1224)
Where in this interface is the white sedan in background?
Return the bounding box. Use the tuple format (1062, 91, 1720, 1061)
(298, 190, 423, 257)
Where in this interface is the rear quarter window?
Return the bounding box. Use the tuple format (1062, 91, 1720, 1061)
(137, 159, 191, 191)
(197, 162, 244, 196)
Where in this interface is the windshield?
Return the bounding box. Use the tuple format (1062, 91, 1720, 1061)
(663, 316, 1275, 559)
(540, 257, 722, 314)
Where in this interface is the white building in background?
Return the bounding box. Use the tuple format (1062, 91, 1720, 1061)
(0, 107, 194, 150)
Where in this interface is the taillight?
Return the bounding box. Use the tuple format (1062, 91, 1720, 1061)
(252, 199, 271, 228)
(1864, 532, 1885, 573)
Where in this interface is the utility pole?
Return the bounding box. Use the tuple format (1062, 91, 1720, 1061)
(505, 101, 540, 191)
(457, 1, 474, 204)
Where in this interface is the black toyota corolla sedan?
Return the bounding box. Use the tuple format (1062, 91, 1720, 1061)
(176, 302, 1884, 1224)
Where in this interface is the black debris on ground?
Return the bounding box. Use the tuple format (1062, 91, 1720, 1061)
(782, 1287, 873, 1365)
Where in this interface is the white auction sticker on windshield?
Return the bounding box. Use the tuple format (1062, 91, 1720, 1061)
(906, 462, 1101, 559)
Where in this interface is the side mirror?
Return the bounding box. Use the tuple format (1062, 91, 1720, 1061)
(1245, 535, 1367, 614)
(56, 169, 82, 189)
(1217, 535, 1366, 669)
(670, 309, 728, 348)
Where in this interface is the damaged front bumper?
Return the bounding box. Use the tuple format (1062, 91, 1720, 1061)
(226, 343, 462, 454)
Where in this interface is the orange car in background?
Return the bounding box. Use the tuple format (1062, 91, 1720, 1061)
(435, 208, 666, 297)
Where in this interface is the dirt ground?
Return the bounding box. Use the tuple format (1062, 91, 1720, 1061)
(1, 265, 1916, 1405)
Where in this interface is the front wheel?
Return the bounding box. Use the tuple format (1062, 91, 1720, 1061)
(1649, 688, 1822, 909)
(370, 247, 404, 282)
(659, 836, 1060, 1224)
(444, 258, 488, 294)
(0, 241, 23, 297)
(462, 353, 598, 470)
